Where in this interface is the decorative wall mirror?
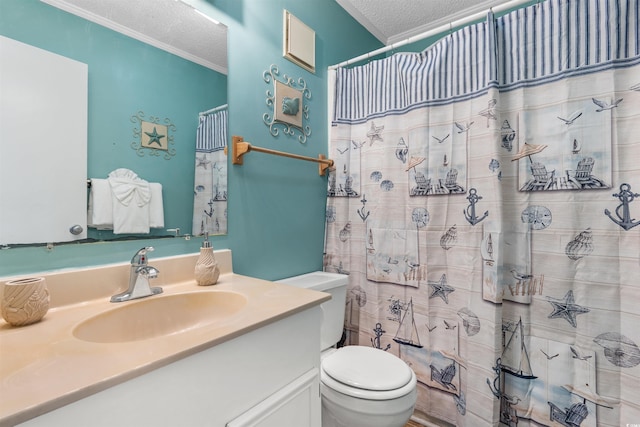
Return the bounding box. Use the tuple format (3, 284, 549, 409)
(0, 0, 228, 248)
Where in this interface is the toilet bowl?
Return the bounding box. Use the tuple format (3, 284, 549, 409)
(320, 345, 417, 427)
(278, 272, 417, 427)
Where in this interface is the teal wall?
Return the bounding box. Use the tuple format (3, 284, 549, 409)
(0, 0, 380, 279)
(218, 0, 381, 279)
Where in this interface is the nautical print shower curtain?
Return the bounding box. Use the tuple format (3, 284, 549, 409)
(324, 1, 640, 426)
(192, 108, 228, 236)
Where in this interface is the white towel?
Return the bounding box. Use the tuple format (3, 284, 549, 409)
(108, 169, 151, 234)
(149, 183, 164, 228)
(87, 178, 113, 229)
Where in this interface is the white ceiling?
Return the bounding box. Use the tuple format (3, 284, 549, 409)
(337, 0, 516, 45)
(40, 0, 518, 74)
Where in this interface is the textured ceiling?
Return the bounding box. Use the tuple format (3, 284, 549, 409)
(336, 0, 516, 44)
(40, 0, 228, 74)
(39, 0, 517, 74)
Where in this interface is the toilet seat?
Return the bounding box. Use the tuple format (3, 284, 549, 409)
(321, 346, 416, 401)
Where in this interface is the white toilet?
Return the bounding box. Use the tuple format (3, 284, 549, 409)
(278, 272, 417, 427)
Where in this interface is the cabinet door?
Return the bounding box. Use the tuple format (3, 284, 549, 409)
(0, 36, 87, 245)
(226, 369, 320, 427)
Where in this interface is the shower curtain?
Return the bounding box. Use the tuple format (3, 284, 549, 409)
(192, 107, 228, 236)
(324, 1, 640, 426)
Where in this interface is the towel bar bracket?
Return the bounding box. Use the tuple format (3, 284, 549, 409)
(230, 136, 251, 166)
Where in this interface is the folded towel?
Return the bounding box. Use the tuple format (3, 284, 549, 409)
(88, 169, 164, 233)
(149, 183, 164, 228)
(109, 169, 151, 207)
(87, 178, 113, 229)
(108, 169, 151, 234)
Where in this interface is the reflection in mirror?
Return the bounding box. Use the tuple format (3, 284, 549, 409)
(0, 0, 228, 248)
(193, 105, 228, 236)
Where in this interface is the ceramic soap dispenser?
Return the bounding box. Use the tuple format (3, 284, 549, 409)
(194, 232, 220, 286)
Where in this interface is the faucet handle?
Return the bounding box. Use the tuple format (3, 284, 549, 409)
(137, 265, 159, 278)
(131, 246, 154, 265)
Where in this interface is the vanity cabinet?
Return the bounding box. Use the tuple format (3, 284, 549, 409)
(17, 307, 322, 427)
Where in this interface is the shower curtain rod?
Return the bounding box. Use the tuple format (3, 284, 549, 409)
(199, 103, 228, 116)
(328, 0, 535, 70)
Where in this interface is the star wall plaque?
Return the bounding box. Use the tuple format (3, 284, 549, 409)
(130, 111, 176, 159)
(142, 122, 166, 149)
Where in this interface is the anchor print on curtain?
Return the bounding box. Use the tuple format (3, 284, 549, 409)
(325, 1, 640, 426)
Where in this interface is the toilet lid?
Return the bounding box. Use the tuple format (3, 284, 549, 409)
(322, 346, 413, 391)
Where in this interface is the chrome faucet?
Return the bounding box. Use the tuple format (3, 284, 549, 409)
(110, 246, 163, 302)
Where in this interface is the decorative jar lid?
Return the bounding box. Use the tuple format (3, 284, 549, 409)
(322, 346, 413, 391)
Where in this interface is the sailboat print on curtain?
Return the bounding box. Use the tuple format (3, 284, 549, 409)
(500, 318, 536, 380)
(504, 335, 609, 427)
(393, 298, 423, 348)
(489, 326, 612, 427)
(481, 232, 494, 266)
(487, 318, 538, 426)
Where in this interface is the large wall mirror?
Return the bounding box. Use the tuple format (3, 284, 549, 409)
(0, 0, 228, 248)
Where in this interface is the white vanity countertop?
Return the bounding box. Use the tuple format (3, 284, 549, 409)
(0, 250, 329, 426)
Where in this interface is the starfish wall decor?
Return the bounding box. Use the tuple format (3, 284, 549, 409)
(130, 111, 176, 159)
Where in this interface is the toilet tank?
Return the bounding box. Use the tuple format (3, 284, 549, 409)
(277, 272, 348, 351)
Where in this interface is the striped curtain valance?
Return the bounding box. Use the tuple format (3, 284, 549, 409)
(497, 0, 639, 87)
(333, 18, 493, 123)
(333, 0, 640, 123)
(196, 109, 228, 152)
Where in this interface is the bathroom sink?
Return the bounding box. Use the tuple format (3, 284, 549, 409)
(73, 291, 247, 343)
